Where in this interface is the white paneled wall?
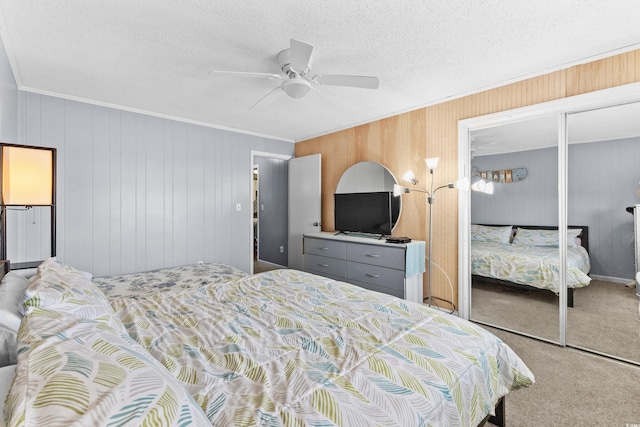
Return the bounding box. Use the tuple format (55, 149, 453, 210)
(16, 92, 294, 276)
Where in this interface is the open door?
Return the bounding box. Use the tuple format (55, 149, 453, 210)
(288, 154, 321, 270)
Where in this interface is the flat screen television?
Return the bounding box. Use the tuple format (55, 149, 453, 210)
(334, 191, 394, 236)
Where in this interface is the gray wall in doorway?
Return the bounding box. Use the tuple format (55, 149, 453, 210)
(255, 156, 289, 266)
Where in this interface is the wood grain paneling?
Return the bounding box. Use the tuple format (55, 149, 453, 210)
(297, 48, 640, 309)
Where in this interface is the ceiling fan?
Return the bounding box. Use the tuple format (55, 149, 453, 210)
(209, 39, 380, 109)
(470, 139, 504, 158)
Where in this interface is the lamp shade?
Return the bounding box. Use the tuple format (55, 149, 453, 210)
(402, 170, 417, 185)
(452, 176, 470, 191)
(471, 178, 494, 194)
(393, 184, 409, 197)
(2, 146, 53, 206)
(425, 157, 439, 171)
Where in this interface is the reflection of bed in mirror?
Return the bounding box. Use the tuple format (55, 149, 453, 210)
(471, 224, 591, 307)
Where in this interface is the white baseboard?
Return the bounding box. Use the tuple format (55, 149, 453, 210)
(590, 274, 635, 286)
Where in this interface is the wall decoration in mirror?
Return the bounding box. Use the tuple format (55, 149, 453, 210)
(473, 166, 527, 183)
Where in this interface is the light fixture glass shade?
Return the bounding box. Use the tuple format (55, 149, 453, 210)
(282, 77, 311, 98)
(2, 146, 53, 206)
(452, 176, 470, 191)
(402, 170, 417, 184)
(393, 184, 409, 197)
(425, 157, 439, 171)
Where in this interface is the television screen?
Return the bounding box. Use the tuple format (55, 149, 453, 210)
(334, 191, 393, 235)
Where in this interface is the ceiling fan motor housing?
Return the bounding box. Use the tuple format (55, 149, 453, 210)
(277, 48, 311, 76)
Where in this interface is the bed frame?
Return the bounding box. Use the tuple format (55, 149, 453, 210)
(472, 225, 589, 308)
(478, 396, 505, 427)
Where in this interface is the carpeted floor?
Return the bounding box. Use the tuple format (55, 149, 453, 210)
(253, 260, 283, 273)
(471, 279, 640, 363)
(486, 326, 640, 426)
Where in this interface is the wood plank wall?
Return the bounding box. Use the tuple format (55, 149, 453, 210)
(295, 49, 640, 309)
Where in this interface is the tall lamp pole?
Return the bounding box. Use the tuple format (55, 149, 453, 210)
(395, 157, 469, 307)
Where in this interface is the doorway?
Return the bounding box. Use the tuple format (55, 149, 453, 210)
(251, 152, 292, 274)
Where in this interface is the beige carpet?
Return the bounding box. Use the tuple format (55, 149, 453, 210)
(471, 279, 640, 363)
(486, 326, 640, 426)
(253, 260, 283, 273)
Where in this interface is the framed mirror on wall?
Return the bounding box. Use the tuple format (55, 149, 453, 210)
(0, 143, 56, 269)
(335, 161, 401, 231)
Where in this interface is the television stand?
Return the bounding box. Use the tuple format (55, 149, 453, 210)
(334, 231, 386, 240)
(303, 232, 425, 304)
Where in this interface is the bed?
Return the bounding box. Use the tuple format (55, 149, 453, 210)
(471, 224, 591, 307)
(1, 259, 534, 427)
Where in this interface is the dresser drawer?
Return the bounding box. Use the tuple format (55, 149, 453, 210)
(346, 261, 405, 294)
(305, 254, 346, 278)
(304, 237, 347, 259)
(346, 242, 405, 270)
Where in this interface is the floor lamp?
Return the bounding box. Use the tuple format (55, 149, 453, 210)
(394, 157, 470, 307)
(0, 143, 56, 267)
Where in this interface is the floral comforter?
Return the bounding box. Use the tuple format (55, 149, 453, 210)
(109, 268, 534, 427)
(471, 242, 591, 292)
(92, 263, 248, 298)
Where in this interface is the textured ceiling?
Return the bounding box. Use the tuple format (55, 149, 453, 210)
(1, 1, 640, 142)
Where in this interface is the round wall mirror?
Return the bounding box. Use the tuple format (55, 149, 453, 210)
(336, 161, 401, 231)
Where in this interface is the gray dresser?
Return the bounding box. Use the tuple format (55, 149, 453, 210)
(303, 232, 425, 304)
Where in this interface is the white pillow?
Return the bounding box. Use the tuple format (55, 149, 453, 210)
(512, 227, 583, 248)
(470, 224, 513, 244)
(0, 272, 31, 332)
(6, 310, 210, 426)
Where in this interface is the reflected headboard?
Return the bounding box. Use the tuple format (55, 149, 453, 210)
(476, 224, 589, 253)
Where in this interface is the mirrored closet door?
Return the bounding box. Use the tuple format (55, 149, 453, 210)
(566, 102, 640, 364)
(469, 115, 560, 342)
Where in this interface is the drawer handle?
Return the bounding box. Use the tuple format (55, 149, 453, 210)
(366, 254, 380, 258)
(318, 264, 330, 267)
(318, 247, 329, 250)
(366, 273, 380, 278)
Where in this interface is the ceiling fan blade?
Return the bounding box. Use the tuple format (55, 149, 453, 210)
(249, 85, 283, 111)
(209, 70, 283, 80)
(289, 39, 314, 74)
(314, 74, 379, 89)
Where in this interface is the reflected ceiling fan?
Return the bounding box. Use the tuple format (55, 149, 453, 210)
(209, 39, 380, 109)
(470, 139, 503, 158)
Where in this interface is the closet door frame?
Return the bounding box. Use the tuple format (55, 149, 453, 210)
(457, 81, 640, 346)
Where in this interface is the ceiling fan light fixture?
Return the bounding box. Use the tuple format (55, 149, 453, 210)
(281, 77, 311, 98)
